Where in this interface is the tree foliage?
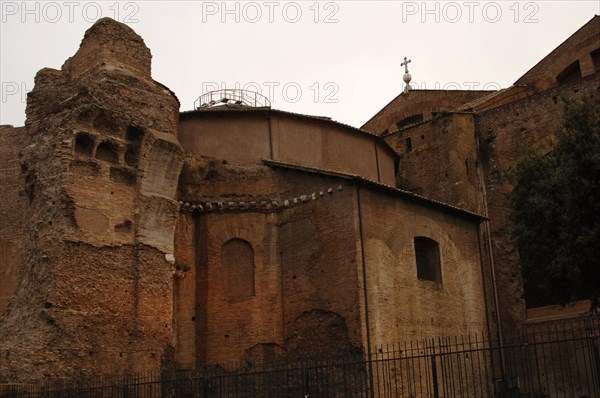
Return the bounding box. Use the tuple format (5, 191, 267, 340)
(509, 95, 600, 308)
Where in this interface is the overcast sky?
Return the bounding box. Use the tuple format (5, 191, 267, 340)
(1, 1, 598, 128)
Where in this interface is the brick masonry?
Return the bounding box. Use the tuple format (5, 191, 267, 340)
(0, 16, 598, 383)
(367, 16, 600, 335)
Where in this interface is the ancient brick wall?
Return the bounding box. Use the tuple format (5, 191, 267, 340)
(0, 18, 184, 382)
(0, 126, 27, 317)
(374, 73, 600, 335)
(475, 72, 600, 330)
(361, 90, 492, 136)
(383, 113, 481, 213)
(173, 212, 198, 368)
(63, 20, 152, 82)
(175, 153, 488, 369)
(6, 14, 595, 385)
(198, 211, 283, 365)
(176, 162, 364, 367)
(358, 187, 488, 345)
(175, 160, 290, 369)
(277, 178, 362, 359)
(515, 16, 599, 91)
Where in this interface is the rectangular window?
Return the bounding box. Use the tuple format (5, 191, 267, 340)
(414, 236, 441, 283)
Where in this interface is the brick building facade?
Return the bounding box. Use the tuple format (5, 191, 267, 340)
(0, 16, 598, 382)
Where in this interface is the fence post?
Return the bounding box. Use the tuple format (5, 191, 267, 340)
(303, 367, 310, 397)
(431, 355, 440, 398)
(592, 335, 600, 393)
(203, 377, 210, 398)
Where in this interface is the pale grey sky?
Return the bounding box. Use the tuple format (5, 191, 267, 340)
(1, 1, 599, 128)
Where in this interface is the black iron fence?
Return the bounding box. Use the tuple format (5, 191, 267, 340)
(2, 315, 599, 397)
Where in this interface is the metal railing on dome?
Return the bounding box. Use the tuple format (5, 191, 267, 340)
(194, 89, 271, 109)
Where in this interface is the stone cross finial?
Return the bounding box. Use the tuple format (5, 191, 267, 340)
(401, 57, 412, 93)
(401, 57, 411, 74)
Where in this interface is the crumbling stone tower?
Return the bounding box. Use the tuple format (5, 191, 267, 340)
(0, 18, 183, 381)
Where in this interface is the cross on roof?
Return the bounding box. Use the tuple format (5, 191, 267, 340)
(401, 57, 411, 74)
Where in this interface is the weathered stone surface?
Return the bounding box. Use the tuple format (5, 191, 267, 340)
(63, 17, 152, 81)
(0, 18, 183, 382)
(0, 126, 27, 317)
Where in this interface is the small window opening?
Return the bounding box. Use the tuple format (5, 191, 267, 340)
(126, 126, 145, 144)
(591, 48, 600, 72)
(414, 236, 441, 283)
(124, 149, 139, 167)
(95, 141, 119, 164)
(405, 137, 413, 153)
(74, 133, 94, 156)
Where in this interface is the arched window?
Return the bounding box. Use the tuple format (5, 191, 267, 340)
(95, 141, 119, 164)
(221, 238, 255, 300)
(74, 132, 95, 156)
(124, 148, 139, 167)
(125, 126, 145, 144)
(414, 236, 441, 283)
(396, 114, 424, 130)
(125, 126, 144, 167)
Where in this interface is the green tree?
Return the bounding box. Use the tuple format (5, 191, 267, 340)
(509, 95, 600, 308)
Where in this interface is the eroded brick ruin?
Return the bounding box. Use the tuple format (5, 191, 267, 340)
(1, 16, 598, 382)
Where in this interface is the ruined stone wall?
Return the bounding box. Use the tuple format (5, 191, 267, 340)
(0, 18, 183, 382)
(277, 178, 362, 359)
(358, 188, 487, 345)
(0, 126, 27, 317)
(476, 72, 600, 330)
(199, 210, 282, 365)
(383, 113, 481, 213)
(175, 160, 295, 368)
(173, 212, 198, 369)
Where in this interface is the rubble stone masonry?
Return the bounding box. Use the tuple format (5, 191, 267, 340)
(0, 18, 183, 381)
